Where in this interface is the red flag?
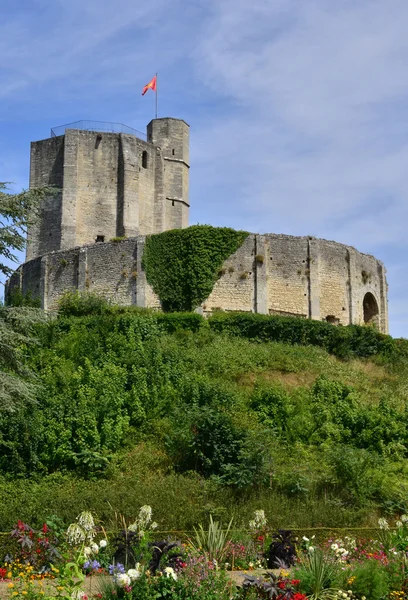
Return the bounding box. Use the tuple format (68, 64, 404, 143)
(142, 75, 157, 96)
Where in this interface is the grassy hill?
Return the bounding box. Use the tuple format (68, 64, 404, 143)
(1, 295, 408, 533)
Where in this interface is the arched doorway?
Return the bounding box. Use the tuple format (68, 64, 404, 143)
(363, 292, 379, 327)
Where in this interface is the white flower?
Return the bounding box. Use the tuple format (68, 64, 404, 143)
(378, 518, 389, 530)
(150, 522, 158, 530)
(71, 591, 87, 600)
(127, 569, 141, 581)
(67, 523, 86, 545)
(308, 546, 315, 552)
(303, 536, 309, 542)
(138, 505, 152, 527)
(115, 573, 131, 588)
(249, 510, 267, 531)
(128, 523, 138, 532)
(78, 511, 95, 533)
(331, 543, 339, 551)
(401, 515, 408, 523)
(83, 546, 92, 557)
(164, 567, 177, 581)
(99, 539, 107, 548)
(396, 521, 403, 528)
(90, 542, 99, 554)
(249, 562, 254, 568)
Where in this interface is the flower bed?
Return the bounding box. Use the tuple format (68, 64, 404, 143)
(1, 510, 408, 600)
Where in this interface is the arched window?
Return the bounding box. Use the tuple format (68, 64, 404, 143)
(363, 292, 379, 327)
(142, 151, 148, 169)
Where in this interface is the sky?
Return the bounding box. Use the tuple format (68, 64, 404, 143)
(1, 0, 408, 337)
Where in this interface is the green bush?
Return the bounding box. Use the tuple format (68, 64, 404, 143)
(208, 312, 397, 359)
(5, 288, 41, 308)
(58, 291, 112, 316)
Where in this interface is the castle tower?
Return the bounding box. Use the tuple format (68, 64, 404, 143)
(147, 118, 190, 231)
(26, 118, 190, 261)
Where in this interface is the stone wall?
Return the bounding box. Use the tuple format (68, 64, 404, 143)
(8, 233, 388, 333)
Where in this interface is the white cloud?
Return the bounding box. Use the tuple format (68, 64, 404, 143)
(192, 0, 408, 251)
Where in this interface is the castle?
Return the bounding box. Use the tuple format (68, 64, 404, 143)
(6, 117, 389, 333)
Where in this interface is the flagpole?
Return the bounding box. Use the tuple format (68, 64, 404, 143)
(155, 72, 158, 119)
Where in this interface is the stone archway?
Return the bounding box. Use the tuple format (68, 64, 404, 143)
(363, 292, 379, 327)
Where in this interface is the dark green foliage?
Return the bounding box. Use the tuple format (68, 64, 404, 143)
(58, 291, 113, 316)
(208, 312, 397, 359)
(142, 225, 249, 311)
(165, 405, 265, 488)
(5, 288, 41, 308)
(0, 305, 48, 412)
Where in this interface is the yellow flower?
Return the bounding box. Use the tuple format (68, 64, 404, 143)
(8, 583, 15, 588)
(57, 587, 64, 591)
(12, 593, 18, 597)
(22, 592, 28, 595)
(7, 572, 12, 579)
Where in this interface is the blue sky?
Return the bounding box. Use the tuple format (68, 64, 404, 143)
(1, 0, 408, 337)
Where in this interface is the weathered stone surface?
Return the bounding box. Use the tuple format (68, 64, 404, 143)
(26, 118, 190, 260)
(7, 233, 388, 333)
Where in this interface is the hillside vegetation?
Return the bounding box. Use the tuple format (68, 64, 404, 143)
(1, 294, 408, 533)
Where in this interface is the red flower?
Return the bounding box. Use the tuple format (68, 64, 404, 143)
(278, 581, 286, 589)
(291, 579, 301, 586)
(42, 523, 48, 533)
(257, 536, 264, 541)
(0, 568, 7, 579)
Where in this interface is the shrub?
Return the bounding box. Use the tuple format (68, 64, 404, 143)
(5, 289, 41, 308)
(58, 291, 111, 317)
(350, 559, 389, 600)
(208, 312, 398, 360)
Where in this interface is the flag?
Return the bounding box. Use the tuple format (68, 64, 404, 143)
(142, 75, 157, 96)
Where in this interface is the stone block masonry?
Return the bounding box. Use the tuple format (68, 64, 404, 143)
(26, 118, 190, 261)
(6, 233, 388, 333)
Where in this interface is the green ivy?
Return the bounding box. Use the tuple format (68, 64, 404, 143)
(142, 225, 249, 312)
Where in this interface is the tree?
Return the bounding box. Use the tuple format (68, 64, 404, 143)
(0, 182, 52, 411)
(0, 182, 52, 277)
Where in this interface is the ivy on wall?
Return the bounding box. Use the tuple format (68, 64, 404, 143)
(142, 225, 249, 312)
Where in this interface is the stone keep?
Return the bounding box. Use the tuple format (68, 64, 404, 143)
(26, 118, 190, 260)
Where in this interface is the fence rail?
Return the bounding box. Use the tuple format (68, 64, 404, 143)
(50, 120, 146, 140)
